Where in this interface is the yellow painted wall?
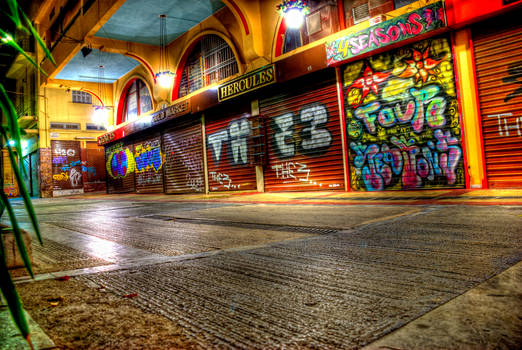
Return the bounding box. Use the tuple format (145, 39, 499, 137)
(38, 84, 113, 148)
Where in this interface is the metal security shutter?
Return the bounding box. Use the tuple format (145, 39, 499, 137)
(51, 140, 83, 195)
(473, 19, 522, 188)
(205, 104, 257, 192)
(133, 134, 164, 193)
(82, 142, 106, 192)
(342, 35, 465, 191)
(163, 117, 204, 193)
(105, 142, 135, 193)
(260, 70, 345, 191)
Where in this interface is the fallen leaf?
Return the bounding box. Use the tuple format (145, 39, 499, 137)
(47, 296, 65, 307)
(55, 275, 70, 281)
(123, 293, 138, 298)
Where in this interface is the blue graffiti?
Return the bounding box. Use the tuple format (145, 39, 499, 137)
(81, 166, 97, 176)
(135, 146, 163, 172)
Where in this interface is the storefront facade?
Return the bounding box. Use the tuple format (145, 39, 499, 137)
(95, 0, 522, 195)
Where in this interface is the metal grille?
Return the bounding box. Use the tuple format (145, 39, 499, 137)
(179, 35, 238, 97)
(163, 118, 205, 194)
(472, 18, 522, 188)
(205, 104, 257, 192)
(72, 90, 92, 104)
(260, 70, 345, 192)
(353, 2, 370, 24)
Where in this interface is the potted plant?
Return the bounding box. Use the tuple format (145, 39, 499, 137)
(0, 0, 55, 347)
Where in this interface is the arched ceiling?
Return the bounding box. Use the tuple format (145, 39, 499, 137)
(94, 0, 226, 45)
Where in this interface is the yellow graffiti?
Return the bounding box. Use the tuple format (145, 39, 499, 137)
(133, 144, 165, 174)
(53, 172, 69, 181)
(105, 147, 135, 179)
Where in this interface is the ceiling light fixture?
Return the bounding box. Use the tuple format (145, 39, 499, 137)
(92, 51, 111, 127)
(155, 14, 175, 88)
(277, 0, 310, 29)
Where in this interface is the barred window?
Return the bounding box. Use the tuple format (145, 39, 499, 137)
(72, 90, 92, 104)
(121, 79, 153, 123)
(178, 35, 238, 98)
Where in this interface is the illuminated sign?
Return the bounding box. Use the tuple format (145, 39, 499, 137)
(218, 64, 276, 102)
(325, 1, 446, 66)
(97, 132, 115, 146)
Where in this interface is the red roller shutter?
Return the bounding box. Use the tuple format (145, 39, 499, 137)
(163, 117, 205, 193)
(81, 142, 106, 192)
(205, 104, 257, 192)
(105, 141, 135, 193)
(260, 70, 345, 191)
(133, 134, 164, 193)
(342, 35, 465, 191)
(473, 17, 522, 188)
(51, 140, 83, 195)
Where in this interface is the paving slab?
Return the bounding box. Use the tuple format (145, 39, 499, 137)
(363, 261, 522, 350)
(0, 307, 54, 350)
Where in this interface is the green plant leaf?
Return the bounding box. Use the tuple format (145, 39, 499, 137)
(20, 10, 56, 66)
(0, 238, 31, 341)
(0, 84, 26, 177)
(0, 191, 33, 277)
(0, 29, 48, 77)
(0, 128, 42, 245)
(5, 0, 21, 29)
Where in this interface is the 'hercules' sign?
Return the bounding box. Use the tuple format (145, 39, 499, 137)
(218, 64, 276, 102)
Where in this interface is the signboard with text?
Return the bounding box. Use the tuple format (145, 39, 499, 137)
(218, 65, 276, 102)
(325, 1, 446, 66)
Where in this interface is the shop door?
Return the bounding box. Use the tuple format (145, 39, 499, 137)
(133, 134, 165, 193)
(163, 118, 204, 193)
(105, 142, 135, 193)
(205, 104, 257, 192)
(260, 70, 345, 191)
(30, 151, 39, 196)
(51, 140, 83, 196)
(473, 17, 522, 188)
(82, 142, 106, 192)
(342, 35, 465, 191)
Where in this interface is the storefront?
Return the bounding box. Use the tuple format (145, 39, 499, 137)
(472, 10, 522, 188)
(259, 69, 345, 191)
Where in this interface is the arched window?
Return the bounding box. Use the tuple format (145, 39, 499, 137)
(121, 79, 152, 123)
(178, 35, 238, 97)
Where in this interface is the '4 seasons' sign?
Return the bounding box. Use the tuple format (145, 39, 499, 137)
(325, 1, 446, 66)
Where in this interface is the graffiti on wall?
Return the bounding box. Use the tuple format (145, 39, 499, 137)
(343, 36, 464, 191)
(134, 139, 164, 186)
(51, 142, 83, 190)
(267, 102, 341, 188)
(106, 143, 135, 179)
(207, 117, 254, 191)
(165, 134, 204, 192)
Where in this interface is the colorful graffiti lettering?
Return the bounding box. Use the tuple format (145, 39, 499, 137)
(106, 145, 135, 179)
(81, 166, 97, 176)
(52, 172, 69, 181)
(52, 156, 67, 164)
(69, 168, 82, 187)
(343, 36, 464, 191)
(134, 144, 164, 173)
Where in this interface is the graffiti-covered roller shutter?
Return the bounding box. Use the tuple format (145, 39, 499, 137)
(473, 20, 522, 188)
(342, 35, 465, 191)
(82, 142, 106, 192)
(163, 118, 204, 193)
(105, 142, 135, 193)
(260, 70, 345, 191)
(51, 140, 83, 196)
(133, 134, 165, 193)
(206, 105, 257, 192)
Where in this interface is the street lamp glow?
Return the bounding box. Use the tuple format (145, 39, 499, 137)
(156, 71, 174, 88)
(284, 8, 305, 29)
(8, 140, 15, 146)
(92, 106, 109, 126)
